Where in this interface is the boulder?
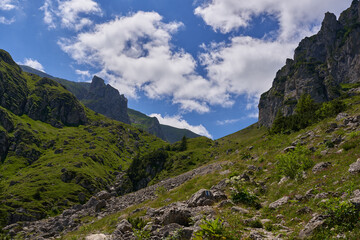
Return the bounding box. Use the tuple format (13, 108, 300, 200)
(85, 234, 110, 240)
(95, 191, 112, 200)
(312, 162, 331, 174)
(299, 214, 327, 239)
(231, 206, 249, 214)
(187, 189, 215, 207)
(269, 196, 289, 209)
(349, 159, 360, 174)
(114, 219, 133, 234)
(160, 205, 192, 226)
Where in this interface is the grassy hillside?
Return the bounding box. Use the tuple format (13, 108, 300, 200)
(59, 87, 360, 239)
(161, 124, 200, 143)
(0, 50, 168, 227)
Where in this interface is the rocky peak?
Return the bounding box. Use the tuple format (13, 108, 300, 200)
(0, 50, 20, 71)
(259, 1, 360, 127)
(84, 76, 131, 124)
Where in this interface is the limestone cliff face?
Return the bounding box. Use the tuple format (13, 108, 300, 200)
(259, 0, 360, 127)
(83, 76, 131, 124)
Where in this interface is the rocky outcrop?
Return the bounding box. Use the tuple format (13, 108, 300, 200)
(25, 78, 87, 127)
(259, 1, 360, 127)
(82, 76, 130, 124)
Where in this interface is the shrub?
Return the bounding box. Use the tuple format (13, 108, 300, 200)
(321, 198, 360, 232)
(194, 218, 234, 240)
(128, 217, 147, 230)
(231, 184, 261, 209)
(276, 145, 313, 179)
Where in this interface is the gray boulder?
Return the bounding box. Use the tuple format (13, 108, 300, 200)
(188, 189, 227, 208)
(160, 205, 192, 226)
(269, 196, 289, 209)
(349, 159, 360, 174)
(312, 162, 331, 173)
(299, 214, 328, 239)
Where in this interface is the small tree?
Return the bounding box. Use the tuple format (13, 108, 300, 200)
(179, 135, 187, 151)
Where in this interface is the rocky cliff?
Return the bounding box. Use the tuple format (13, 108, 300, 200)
(83, 76, 131, 124)
(259, 0, 360, 127)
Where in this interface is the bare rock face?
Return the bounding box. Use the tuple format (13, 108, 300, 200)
(82, 76, 130, 124)
(259, 1, 360, 127)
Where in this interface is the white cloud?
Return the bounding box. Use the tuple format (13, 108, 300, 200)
(0, 16, 14, 24)
(40, 0, 102, 31)
(0, 0, 17, 11)
(21, 58, 45, 72)
(59, 11, 234, 113)
(150, 113, 213, 139)
(194, 0, 351, 39)
(216, 119, 241, 126)
(75, 69, 91, 77)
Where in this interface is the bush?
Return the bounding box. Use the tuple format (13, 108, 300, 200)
(276, 145, 313, 179)
(128, 217, 147, 230)
(321, 198, 360, 232)
(194, 218, 234, 240)
(231, 184, 261, 209)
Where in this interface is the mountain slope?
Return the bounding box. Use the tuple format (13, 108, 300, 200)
(259, 0, 360, 127)
(20, 66, 202, 143)
(0, 50, 167, 227)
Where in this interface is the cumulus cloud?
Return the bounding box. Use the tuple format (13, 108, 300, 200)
(59, 11, 234, 113)
(150, 113, 213, 139)
(195, 0, 352, 110)
(195, 0, 351, 38)
(0, 0, 17, 11)
(40, 0, 102, 31)
(21, 58, 45, 72)
(75, 69, 91, 78)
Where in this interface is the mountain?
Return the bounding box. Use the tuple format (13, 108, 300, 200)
(128, 108, 201, 143)
(259, 0, 360, 127)
(4, 2, 360, 240)
(20, 66, 201, 143)
(0, 49, 167, 226)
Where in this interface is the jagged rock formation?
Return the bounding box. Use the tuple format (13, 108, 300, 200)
(20, 66, 200, 142)
(259, 0, 360, 127)
(83, 76, 131, 124)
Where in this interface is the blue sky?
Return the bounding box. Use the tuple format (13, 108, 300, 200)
(0, 0, 352, 139)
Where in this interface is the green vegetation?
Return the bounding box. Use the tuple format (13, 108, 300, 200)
(276, 145, 313, 179)
(194, 218, 234, 240)
(271, 95, 346, 134)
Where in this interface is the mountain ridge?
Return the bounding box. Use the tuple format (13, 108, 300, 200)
(20, 65, 201, 143)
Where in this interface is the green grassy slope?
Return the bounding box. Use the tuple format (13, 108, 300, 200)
(61, 87, 360, 239)
(0, 50, 167, 227)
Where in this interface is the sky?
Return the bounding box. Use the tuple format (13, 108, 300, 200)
(0, 0, 353, 139)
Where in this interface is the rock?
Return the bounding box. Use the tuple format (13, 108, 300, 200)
(156, 223, 183, 239)
(336, 112, 348, 121)
(314, 192, 329, 199)
(269, 196, 289, 209)
(187, 189, 215, 207)
(349, 197, 360, 209)
(299, 214, 328, 239)
(352, 189, 360, 198)
(95, 191, 112, 200)
(231, 206, 249, 214)
(160, 204, 192, 226)
(95, 200, 106, 212)
(85, 234, 110, 240)
(283, 146, 296, 153)
(349, 159, 360, 174)
(218, 200, 234, 208)
(114, 219, 133, 234)
(312, 162, 331, 173)
(278, 176, 289, 185)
